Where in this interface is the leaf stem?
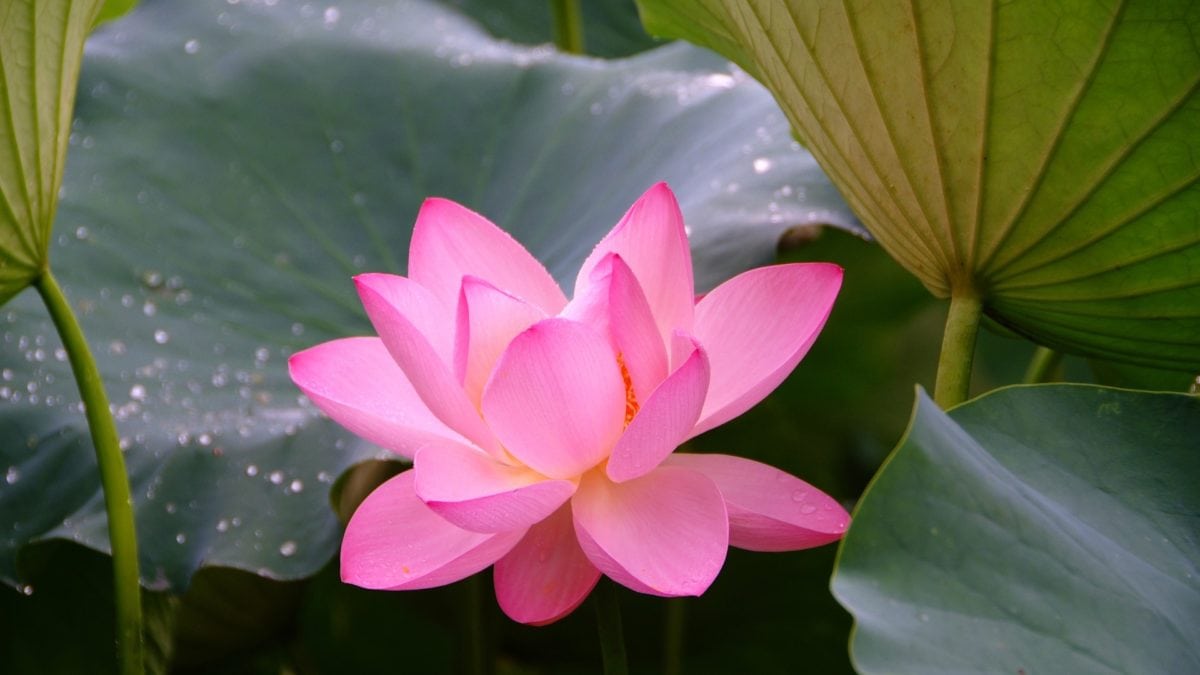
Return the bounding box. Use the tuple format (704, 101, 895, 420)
(35, 270, 144, 675)
(1023, 346, 1062, 384)
(933, 292, 982, 408)
(550, 0, 585, 54)
(593, 579, 629, 675)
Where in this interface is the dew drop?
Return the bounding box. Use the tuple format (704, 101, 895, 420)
(245, 464, 259, 477)
(129, 384, 147, 401)
(175, 533, 187, 544)
(184, 39, 200, 54)
(5, 466, 19, 484)
(279, 540, 298, 557)
(142, 270, 164, 288)
(799, 504, 817, 515)
(268, 470, 284, 485)
(752, 157, 772, 174)
(154, 329, 170, 345)
(216, 519, 230, 532)
(791, 490, 806, 502)
(703, 73, 736, 89)
(289, 479, 304, 493)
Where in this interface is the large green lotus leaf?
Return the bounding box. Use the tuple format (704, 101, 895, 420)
(0, 0, 858, 592)
(637, 0, 1200, 371)
(832, 385, 1200, 674)
(0, 0, 103, 306)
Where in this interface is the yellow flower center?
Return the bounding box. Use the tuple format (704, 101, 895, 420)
(617, 352, 639, 428)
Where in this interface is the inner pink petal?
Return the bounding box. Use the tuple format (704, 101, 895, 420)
(494, 503, 601, 626)
(455, 276, 546, 409)
(571, 466, 728, 597)
(413, 443, 575, 533)
(356, 274, 504, 459)
(408, 197, 567, 314)
(561, 253, 668, 399)
(355, 273, 454, 365)
(606, 336, 709, 483)
(574, 183, 695, 347)
(481, 318, 625, 479)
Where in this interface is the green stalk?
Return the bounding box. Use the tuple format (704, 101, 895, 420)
(933, 292, 983, 408)
(663, 597, 685, 675)
(35, 270, 144, 675)
(550, 0, 585, 55)
(593, 579, 629, 675)
(464, 574, 487, 675)
(1023, 345, 1062, 384)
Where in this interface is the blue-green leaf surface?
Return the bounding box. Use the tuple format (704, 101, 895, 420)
(833, 385, 1200, 674)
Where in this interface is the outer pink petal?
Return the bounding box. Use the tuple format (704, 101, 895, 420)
(494, 503, 601, 625)
(575, 183, 694, 347)
(413, 443, 575, 533)
(481, 318, 625, 479)
(455, 276, 546, 409)
(691, 263, 842, 436)
(665, 453, 850, 551)
(606, 336, 709, 483)
(341, 471, 524, 590)
(356, 274, 503, 459)
(289, 337, 468, 458)
(572, 466, 727, 597)
(409, 197, 567, 314)
(562, 253, 668, 400)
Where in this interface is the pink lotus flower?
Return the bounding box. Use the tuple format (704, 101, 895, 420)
(289, 183, 849, 625)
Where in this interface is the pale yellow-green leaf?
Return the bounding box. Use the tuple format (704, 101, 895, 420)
(638, 0, 1200, 371)
(0, 0, 103, 306)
